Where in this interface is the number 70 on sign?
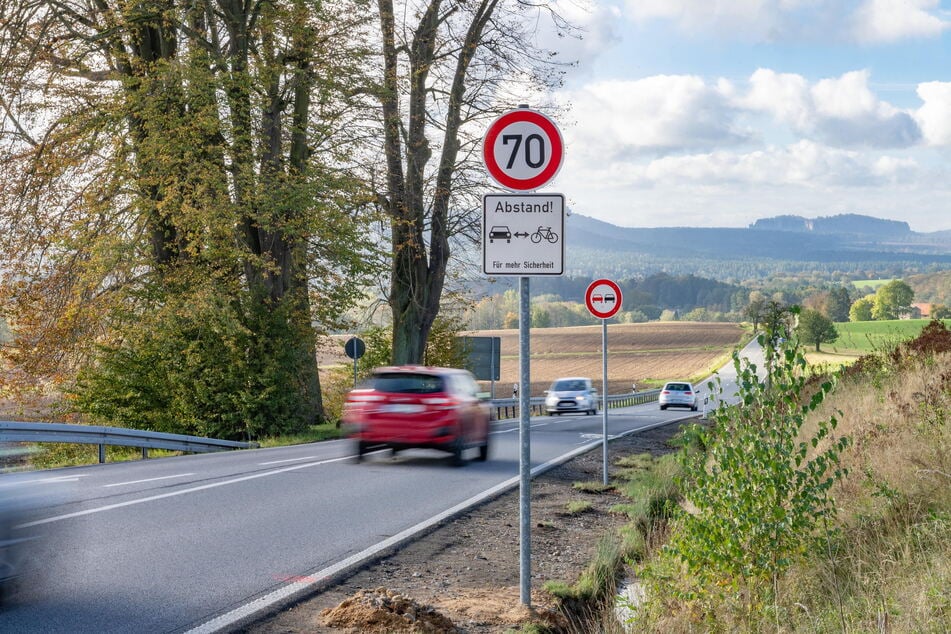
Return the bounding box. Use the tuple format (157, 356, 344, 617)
(482, 108, 564, 192)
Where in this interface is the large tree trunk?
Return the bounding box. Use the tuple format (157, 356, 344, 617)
(378, 0, 498, 365)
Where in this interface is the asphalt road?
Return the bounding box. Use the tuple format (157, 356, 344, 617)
(0, 340, 757, 633)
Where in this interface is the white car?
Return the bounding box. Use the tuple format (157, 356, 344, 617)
(659, 381, 699, 411)
(545, 377, 598, 416)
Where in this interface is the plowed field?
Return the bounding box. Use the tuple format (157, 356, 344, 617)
(323, 322, 747, 396)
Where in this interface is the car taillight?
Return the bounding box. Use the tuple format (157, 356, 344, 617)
(423, 397, 455, 410)
(348, 394, 384, 403)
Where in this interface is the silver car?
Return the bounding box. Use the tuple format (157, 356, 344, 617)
(545, 377, 598, 416)
(659, 381, 699, 411)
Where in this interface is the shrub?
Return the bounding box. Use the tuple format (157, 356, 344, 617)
(661, 313, 851, 625)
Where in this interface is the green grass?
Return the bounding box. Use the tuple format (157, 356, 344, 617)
(255, 422, 344, 447)
(851, 278, 895, 290)
(572, 481, 614, 494)
(832, 319, 951, 354)
(564, 500, 594, 515)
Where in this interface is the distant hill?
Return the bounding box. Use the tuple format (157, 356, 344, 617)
(749, 213, 911, 237)
(562, 213, 951, 281)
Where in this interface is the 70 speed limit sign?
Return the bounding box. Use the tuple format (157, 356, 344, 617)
(483, 108, 564, 191)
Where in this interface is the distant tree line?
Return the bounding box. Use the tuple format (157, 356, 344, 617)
(468, 274, 750, 329)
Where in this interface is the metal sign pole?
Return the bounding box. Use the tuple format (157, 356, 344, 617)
(601, 318, 609, 486)
(490, 337, 497, 399)
(519, 275, 532, 607)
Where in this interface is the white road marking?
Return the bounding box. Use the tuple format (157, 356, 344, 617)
(103, 473, 195, 488)
(258, 456, 315, 466)
(16, 474, 89, 484)
(19, 456, 351, 528)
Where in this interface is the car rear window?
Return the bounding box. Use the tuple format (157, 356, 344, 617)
(372, 373, 445, 394)
(665, 383, 691, 391)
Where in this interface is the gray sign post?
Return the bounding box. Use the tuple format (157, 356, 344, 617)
(482, 105, 564, 607)
(584, 279, 623, 485)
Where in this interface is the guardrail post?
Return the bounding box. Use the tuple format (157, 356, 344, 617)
(142, 447, 149, 460)
(98, 444, 106, 464)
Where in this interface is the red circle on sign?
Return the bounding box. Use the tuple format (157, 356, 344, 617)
(483, 109, 564, 191)
(585, 279, 623, 319)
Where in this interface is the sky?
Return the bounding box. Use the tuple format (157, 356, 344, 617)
(535, 0, 951, 233)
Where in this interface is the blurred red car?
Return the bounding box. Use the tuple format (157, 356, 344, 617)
(343, 366, 491, 466)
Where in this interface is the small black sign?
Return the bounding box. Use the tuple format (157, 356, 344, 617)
(344, 336, 366, 360)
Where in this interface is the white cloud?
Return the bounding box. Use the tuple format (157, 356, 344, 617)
(811, 71, 880, 119)
(632, 141, 918, 187)
(914, 81, 951, 145)
(851, 0, 950, 43)
(561, 75, 749, 159)
(742, 69, 813, 128)
(740, 69, 921, 147)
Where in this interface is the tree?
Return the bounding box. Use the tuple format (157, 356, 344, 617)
(372, 0, 571, 364)
(0, 0, 377, 434)
(531, 308, 552, 328)
(826, 286, 852, 322)
(850, 297, 875, 322)
(744, 291, 767, 331)
(931, 304, 951, 319)
(872, 280, 914, 320)
(797, 309, 838, 352)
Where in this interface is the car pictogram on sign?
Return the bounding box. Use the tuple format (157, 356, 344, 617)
(488, 226, 512, 243)
(585, 279, 623, 319)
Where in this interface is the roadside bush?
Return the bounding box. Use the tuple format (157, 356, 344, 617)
(71, 286, 314, 440)
(645, 316, 850, 629)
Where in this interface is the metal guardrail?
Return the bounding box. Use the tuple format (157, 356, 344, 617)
(0, 421, 257, 464)
(489, 389, 662, 421)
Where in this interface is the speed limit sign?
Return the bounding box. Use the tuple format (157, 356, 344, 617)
(483, 108, 564, 191)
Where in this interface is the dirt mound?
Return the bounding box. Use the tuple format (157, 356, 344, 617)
(319, 585, 569, 633)
(436, 586, 567, 631)
(320, 587, 457, 633)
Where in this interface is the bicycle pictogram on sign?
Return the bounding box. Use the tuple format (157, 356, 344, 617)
(530, 226, 558, 244)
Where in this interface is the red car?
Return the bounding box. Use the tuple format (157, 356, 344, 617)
(343, 366, 491, 466)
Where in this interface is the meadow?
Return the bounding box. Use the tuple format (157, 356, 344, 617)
(830, 318, 951, 354)
(851, 278, 894, 290)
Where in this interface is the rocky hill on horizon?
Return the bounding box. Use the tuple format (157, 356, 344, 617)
(557, 212, 951, 281)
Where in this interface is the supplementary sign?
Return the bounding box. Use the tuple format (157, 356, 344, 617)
(482, 108, 564, 191)
(483, 193, 564, 276)
(585, 279, 623, 319)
